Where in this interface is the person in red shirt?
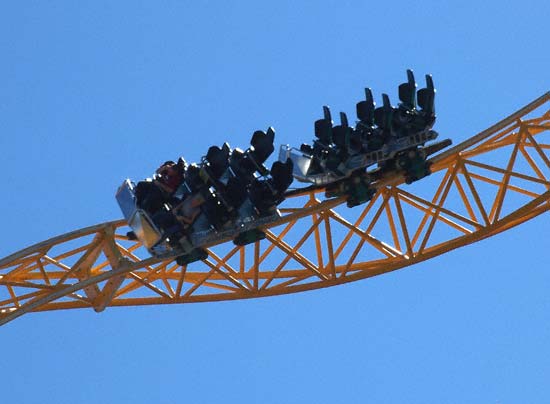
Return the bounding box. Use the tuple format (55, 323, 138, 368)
(135, 160, 185, 216)
(155, 160, 184, 193)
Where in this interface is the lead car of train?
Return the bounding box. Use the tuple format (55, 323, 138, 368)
(116, 70, 451, 265)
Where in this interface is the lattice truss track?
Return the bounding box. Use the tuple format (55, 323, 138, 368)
(1, 93, 550, 326)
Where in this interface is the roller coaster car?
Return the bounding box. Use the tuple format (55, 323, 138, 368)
(279, 70, 451, 188)
(116, 128, 294, 262)
(117, 70, 451, 261)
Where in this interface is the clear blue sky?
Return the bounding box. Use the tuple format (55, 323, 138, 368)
(1, 2, 550, 403)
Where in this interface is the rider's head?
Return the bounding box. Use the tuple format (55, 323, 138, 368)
(156, 161, 182, 191)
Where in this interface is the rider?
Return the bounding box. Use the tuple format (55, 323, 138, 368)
(135, 160, 185, 218)
(155, 160, 184, 195)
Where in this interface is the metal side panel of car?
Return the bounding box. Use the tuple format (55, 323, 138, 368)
(279, 145, 312, 180)
(116, 179, 163, 251)
(116, 179, 138, 221)
(129, 210, 163, 250)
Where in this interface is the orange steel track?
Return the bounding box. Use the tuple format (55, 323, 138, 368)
(1, 93, 550, 326)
